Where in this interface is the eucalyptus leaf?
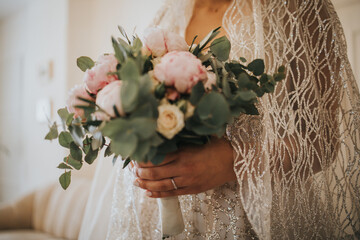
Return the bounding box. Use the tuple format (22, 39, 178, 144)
(119, 58, 140, 81)
(121, 80, 139, 112)
(59, 171, 71, 190)
(85, 148, 98, 164)
(57, 163, 72, 170)
(131, 140, 151, 162)
(65, 156, 83, 170)
(104, 143, 113, 157)
(77, 56, 94, 72)
(83, 136, 91, 154)
(58, 131, 73, 148)
(247, 59, 265, 76)
(150, 153, 166, 165)
(110, 132, 138, 157)
(45, 122, 58, 140)
(131, 118, 157, 140)
(122, 157, 131, 169)
(210, 36, 231, 61)
(112, 37, 125, 63)
(189, 81, 205, 105)
(70, 142, 83, 161)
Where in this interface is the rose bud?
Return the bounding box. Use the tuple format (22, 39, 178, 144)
(142, 27, 188, 57)
(83, 54, 118, 94)
(94, 81, 125, 121)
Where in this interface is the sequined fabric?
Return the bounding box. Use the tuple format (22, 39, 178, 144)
(107, 0, 360, 239)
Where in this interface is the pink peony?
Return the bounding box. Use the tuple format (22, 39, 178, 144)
(142, 27, 188, 57)
(95, 81, 125, 121)
(66, 84, 94, 119)
(83, 54, 118, 94)
(153, 51, 208, 93)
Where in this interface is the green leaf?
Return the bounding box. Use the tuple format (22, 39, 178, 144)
(70, 142, 83, 161)
(222, 77, 231, 98)
(121, 80, 139, 112)
(91, 131, 103, 150)
(278, 65, 285, 73)
(69, 119, 85, 147)
(57, 163, 72, 170)
(85, 148, 98, 164)
(132, 37, 143, 52)
(58, 131, 73, 148)
(237, 90, 257, 102)
(240, 57, 247, 63)
(45, 122, 58, 140)
(131, 118, 157, 140)
(210, 36, 231, 61)
(119, 58, 140, 81)
(190, 81, 205, 105)
(83, 136, 91, 154)
(77, 56, 95, 72)
(66, 114, 74, 126)
(118, 25, 131, 43)
(59, 171, 71, 190)
(247, 59, 265, 76)
(196, 92, 230, 127)
(122, 157, 131, 168)
(131, 140, 151, 162)
(110, 131, 138, 157)
(104, 144, 113, 157)
(112, 37, 126, 63)
(113, 155, 119, 166)
(58, 108, 70, 121)
(155, 83, 166, 99)
(65, 156, 83, 170)
(150, 153, 166, 165)
(274, 72, 286, 82)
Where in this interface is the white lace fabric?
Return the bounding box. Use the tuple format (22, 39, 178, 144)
(106, 0, 360, 239)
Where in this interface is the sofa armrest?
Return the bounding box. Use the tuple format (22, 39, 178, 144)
(0, 192, 34, 230)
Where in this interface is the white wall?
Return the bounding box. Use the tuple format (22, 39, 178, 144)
(0, 0, 68, 202)
(0, 0, 164, 202)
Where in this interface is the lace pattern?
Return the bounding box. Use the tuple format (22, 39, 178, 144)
(107, 0, 360, 239)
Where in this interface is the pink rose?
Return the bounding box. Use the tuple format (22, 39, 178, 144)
(94, 81, 125, 121)
(142, 27, 188, 57)
(153, 51, 208, 93)
(83, 54, 118, 94)
(66, 84, 94, 119)
(204, 71, 217, 90)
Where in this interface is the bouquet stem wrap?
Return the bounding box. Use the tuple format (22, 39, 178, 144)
(157, 196, 185, 238)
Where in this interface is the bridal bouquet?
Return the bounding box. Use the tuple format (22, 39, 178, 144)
(45, 26, 284, 237)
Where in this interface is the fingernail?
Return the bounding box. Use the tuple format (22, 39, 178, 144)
(133, 179, 140, 187)
(146, 191, 152, 197)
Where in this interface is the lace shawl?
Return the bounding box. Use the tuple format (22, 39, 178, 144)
(107, 0, 360, 239)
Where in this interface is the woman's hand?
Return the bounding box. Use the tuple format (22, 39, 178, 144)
(132, 137, 236, 198)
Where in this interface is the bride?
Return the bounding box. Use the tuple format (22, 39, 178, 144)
(79, 0, 360, 239)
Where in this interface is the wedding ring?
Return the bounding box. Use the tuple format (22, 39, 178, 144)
(170, 177, 178, 190)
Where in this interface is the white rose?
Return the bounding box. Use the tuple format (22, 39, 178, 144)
(157, 104, 185, 139)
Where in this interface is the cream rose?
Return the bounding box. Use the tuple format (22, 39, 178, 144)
(157, 104, 185, 139)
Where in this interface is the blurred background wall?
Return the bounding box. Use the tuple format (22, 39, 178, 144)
(0, 0, 359, 203)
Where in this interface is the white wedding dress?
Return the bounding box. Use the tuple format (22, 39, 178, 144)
(79, 0, 360, 239)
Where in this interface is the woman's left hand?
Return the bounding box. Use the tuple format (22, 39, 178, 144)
(132, 137, 236, 198)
